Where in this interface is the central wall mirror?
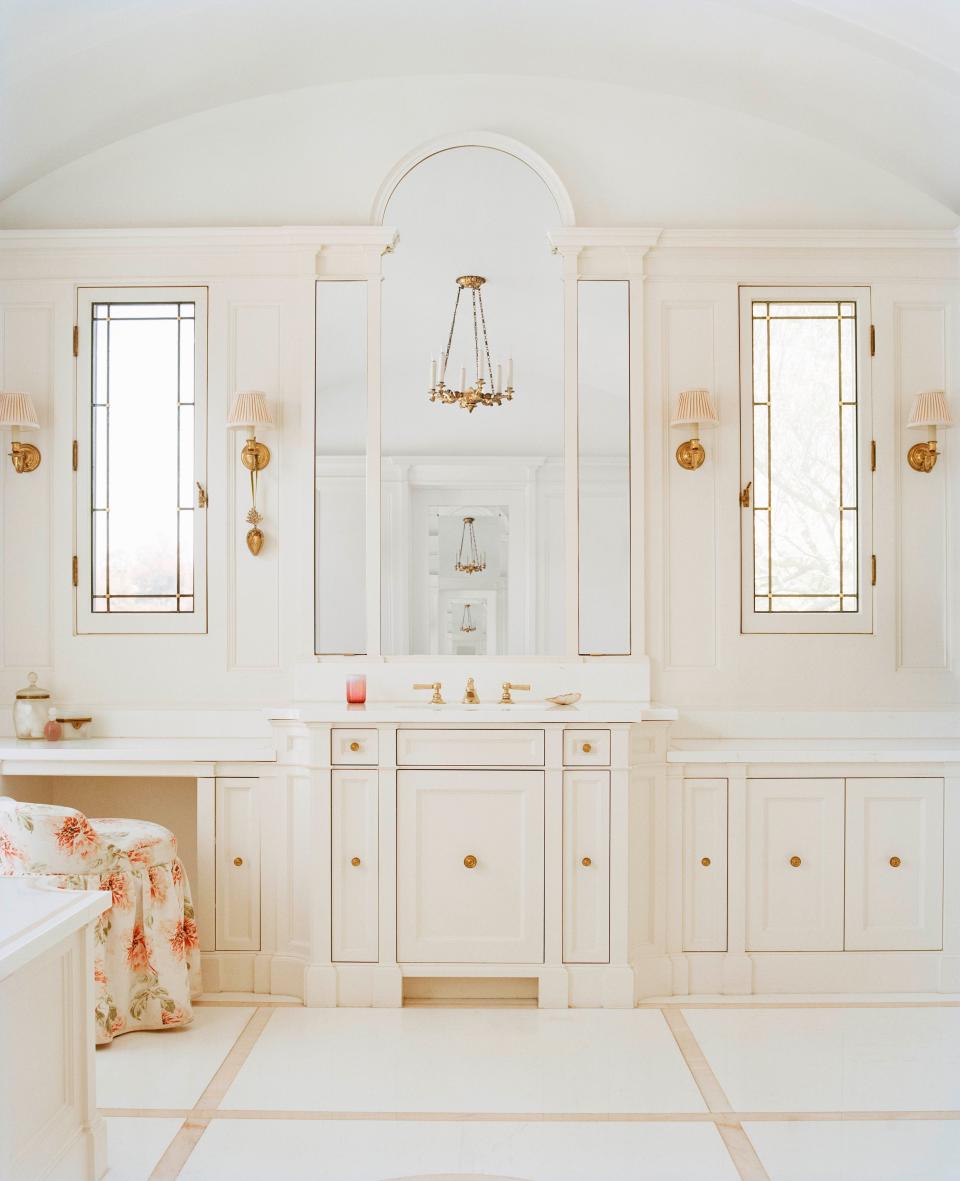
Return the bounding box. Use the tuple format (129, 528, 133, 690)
(314, 140, 633, 659)
(380, 146, 564, 656)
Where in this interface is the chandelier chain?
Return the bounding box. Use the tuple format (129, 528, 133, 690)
(477, 289, 495, 389)
(443, 285, 462, 376)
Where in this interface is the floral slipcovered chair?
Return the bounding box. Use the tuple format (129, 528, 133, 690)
(0, 797, 201, 1044)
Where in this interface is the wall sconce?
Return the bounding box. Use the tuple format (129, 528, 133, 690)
(907, 390, 952, 473)
(0, 391, 41, 473)
(227, 389, 274, 555)
(671, 388, 719, 470)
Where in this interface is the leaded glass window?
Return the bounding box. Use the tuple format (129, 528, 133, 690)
(740, 288, 872, 634)
(77, 288, 207, 634)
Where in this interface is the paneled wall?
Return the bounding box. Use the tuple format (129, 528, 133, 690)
(0, 230, 957, 720)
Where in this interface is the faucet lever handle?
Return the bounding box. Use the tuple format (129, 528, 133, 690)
(413, 681, 445, 705)
(499, 681, 531, 705)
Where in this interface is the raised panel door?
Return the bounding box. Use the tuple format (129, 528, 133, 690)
(332, 768, 379, 962)
(845, 778, 943, 951)
(397, 770, 544, 963)
(747, 778, 844, 951)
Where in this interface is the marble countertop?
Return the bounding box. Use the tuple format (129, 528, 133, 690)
(0, 736, 275, 768)
(0, 878, 111, 979)
(270, 701, 678, 724)
(668, 738, 960, 764)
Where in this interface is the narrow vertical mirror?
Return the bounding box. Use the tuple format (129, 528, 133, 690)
(578, 280, 631, 654)
(315, 281, 367, 654)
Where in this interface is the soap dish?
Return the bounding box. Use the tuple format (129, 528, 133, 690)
(546, 692, 582, 707)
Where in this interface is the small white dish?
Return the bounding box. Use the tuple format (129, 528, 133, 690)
(546, 692, 582, 706)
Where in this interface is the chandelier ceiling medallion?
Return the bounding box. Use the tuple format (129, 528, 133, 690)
(455, 516, 486, 575)
(460, 603, 477, 634)
(429, 276, 514, 412)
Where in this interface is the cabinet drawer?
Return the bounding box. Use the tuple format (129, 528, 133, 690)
(332, 728, 378, 765)
(396, 770, 544, 963)
(331, 769, 379, 962)
(396, 728, 545, 767)
(563, 729, 610, 766)
(563, 770, 610, 963)
(747, 778, 844, 952)
(683, 778, 728, 952)
(845, 778, 943, 952)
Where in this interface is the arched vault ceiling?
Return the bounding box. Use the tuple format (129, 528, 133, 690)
(1, 0, 959, 215)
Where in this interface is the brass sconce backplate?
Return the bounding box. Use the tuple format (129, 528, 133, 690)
(907, 441, 938, 473)
(241, 438, 271, 472)
(675, 439, 706, 471)
(10, 441, 41, 474)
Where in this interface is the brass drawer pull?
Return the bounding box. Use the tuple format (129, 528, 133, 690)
(463, 854, 478, 869)
(789, 855, 802, 868)
(889, 855, 902, 868)
(581, 856, 592, 867)
(233, 856, 243, 867)
(351, 856, 361, 867)
(582, 742, 592, 754)
(701, 856, 711, 867)
(349, 741, 361, 752)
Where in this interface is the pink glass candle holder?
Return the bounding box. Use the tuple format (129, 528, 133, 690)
(346, 675, 367, 705)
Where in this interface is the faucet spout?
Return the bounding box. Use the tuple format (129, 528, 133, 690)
(463, 677, 481, 705)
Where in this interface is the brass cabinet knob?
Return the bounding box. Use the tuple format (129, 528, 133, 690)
(581, 856, 592, 867)
(789, 855, 802, 868)
(701, 856, 711, 867)
(463, 854, 478, 869)
(582, 742, 592, 753)
(889, 855, 902, 868)
(349, 741, 361, 752)
(351, 856, 361, 867)
(233, 856, 243, 867)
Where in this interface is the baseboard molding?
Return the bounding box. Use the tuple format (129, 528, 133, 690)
(675, 951, 951, 996)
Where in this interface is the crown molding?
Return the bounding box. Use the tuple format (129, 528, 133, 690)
(654, 227, 960, 252)
(0, 225, 399, 252)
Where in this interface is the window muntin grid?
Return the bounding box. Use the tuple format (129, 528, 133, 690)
(750, 299, 859, 614)
(90, 301, 196, 614)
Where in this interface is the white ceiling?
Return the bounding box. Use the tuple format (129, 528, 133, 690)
(1, 0, 958, 218)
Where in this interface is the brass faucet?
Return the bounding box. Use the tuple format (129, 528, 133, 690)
(413, 681, 444, 705)
(463, 677, 480, 705)
(499, 681, 531, 705)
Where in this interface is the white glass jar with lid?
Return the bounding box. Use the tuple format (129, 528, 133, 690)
(13, 672, 51, 739)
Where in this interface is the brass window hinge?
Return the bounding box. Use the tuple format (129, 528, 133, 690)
(739, 480, 752, 508)
(870, 440, 876, 471)
(870, 324, 876, 357)
(871, 554, 877, 586)
(72, 555, 78, 587)
(196, 481, 208, 508)
(72, 440, 78, 471)
(72, 325, 79, 357)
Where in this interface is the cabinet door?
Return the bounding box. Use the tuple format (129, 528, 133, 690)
(215, 778, 261, 951)
(563, 770, 610, 963)
(397, 770, 544, 963)
(332, 769, 379, 962)
(683, 779, 728, 952)
(845, 778, 943, 951)
(747, 778, 844, 951)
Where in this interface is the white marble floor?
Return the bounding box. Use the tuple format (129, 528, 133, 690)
(96, 996, 960, 1181)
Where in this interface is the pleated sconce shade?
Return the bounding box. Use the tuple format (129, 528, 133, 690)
(671, 388, 719, 427)
(227, 389, 273, 431)
(0, 391, 40, 430)
(908, 390, 953, 430)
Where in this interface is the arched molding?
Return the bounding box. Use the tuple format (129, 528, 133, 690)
(371, 131, 576, 227)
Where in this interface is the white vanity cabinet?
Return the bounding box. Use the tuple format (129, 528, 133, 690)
(269, 711, 668, 1008)
(397, 770, 545, 963)
(844, 778, 944, 951)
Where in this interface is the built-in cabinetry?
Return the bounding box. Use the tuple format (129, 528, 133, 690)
(673, 765, 953, 997)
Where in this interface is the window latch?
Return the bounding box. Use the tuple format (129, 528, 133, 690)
(739, 480, 752, 508)
(196, 482, 208, 508)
